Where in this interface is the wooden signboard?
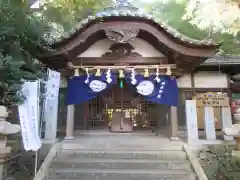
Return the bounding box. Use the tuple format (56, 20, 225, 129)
(194, 92, 230, 130)
(195, 92, 229, 108)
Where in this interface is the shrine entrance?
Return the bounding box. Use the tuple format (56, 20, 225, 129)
(86, 78, 170, 132)
(40, 1, 218, 140)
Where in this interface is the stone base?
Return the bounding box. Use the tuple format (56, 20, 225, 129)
(169, 137, 180, 141)
(41, 138, 59, 144)
(0, 147, 11, 180)
(232, 150, 240, 158)
(64, 136, 74, 140)
(0, 147, 11, 157)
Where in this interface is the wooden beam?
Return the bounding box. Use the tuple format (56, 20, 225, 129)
(72, 57, 168, 66)
(68, 62, 185, 76)
(68, 62, 176, 69)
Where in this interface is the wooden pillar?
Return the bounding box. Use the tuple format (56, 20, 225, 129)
(64, 105, 75, 140)
(236, 137, 240, 150)
(169, 106, 180, 140)
(83, 102, 89, 129)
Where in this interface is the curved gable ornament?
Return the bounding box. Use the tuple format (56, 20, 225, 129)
(105, 27, 140, 43)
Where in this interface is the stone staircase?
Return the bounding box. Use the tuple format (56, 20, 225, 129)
(47, 148, 197, 180)
(40, 133, 199, 180)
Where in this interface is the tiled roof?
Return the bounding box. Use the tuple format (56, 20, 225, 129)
(53, 0, 217, 46)
(203, 56, 240, 65)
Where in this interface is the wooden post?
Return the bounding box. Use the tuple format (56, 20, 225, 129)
(64, 105, 75, 140)
(169, 106, 179, 141)
(236, 137, 240, 150)
(84, 102, 89, 129)
(221, 107, 234, 140)
(204, 107, 216, 140)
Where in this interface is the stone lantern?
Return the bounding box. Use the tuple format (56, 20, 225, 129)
(0, 106, 21, 179)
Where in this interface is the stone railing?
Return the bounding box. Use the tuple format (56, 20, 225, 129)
(33, 143, 61, 180)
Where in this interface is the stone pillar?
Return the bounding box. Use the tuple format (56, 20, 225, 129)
(0, 106, 13, 179)
(64, 105, 75, 140)
(169, 106, 179, 141)
(0, 146, 11, 180)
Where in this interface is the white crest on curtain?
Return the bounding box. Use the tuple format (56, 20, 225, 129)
(136, 80, 154, 96)
(106, 68, 112, 84)
(89, 80, 107, 92)
(157, 80, 166, 99)
(131, 68, 137, 85)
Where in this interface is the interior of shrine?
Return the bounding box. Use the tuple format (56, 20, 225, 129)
(77, 78, 169, 131)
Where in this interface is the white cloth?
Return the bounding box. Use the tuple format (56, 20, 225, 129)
(18, 81, 41, 151)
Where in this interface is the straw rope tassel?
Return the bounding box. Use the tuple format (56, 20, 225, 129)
(74, 68, 79, 76)
(144, 69, 149, 77)
(165, 67, 172, 76)
(95, 69, 101, 76)
(119, 70, 124, 78)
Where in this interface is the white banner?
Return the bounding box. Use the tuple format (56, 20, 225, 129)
(43, 69, 61, 140)
(26, 81, 42, 148)
(18, 81, 41, 151)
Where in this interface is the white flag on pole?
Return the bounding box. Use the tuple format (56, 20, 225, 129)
(18, 81, 41, 151)
(43, 69, 61, 140)
(26, 81, 42, 150)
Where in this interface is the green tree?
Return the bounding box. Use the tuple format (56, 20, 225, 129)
(0, 0, 51, 106)
(133, 0, 240, 55)
(42, 0, 112, 31)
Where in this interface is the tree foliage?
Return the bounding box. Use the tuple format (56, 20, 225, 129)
(0, 0, 50, 105)
(182, 0, 240, 36)
(42, 0, 112, 31)
(133, 0, 240, 55)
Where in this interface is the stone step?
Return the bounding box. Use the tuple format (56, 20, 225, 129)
(58, 150, 187, 160)
(61, 142, 183, 151)
(51, 159, 192, 171)
(48, 169, 196, 180)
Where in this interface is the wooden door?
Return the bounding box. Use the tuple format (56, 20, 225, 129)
(110, 79, 137, 132)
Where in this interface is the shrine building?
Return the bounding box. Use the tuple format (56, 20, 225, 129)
(40, 1, 239, 140)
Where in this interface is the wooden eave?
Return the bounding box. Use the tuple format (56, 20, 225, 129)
(40, 17, 219, 73)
